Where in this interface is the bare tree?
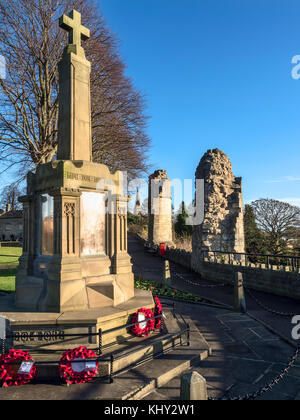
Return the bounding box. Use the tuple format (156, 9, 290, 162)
(0, 0, 150, 179)
(250, 199, 300, 254)
(0, 183, 23, 211)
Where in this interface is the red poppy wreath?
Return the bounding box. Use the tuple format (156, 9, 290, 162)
(131, 308, 155, 337)
(154, 297, 163, 330)
(59, 346, 99, 385)
(0, 349, 36, 387)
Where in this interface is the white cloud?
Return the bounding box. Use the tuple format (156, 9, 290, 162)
(264, 176, 300, 184)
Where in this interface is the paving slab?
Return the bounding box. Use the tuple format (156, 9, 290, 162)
(142, 300, 299, 401)
(128, 236, 300, 345)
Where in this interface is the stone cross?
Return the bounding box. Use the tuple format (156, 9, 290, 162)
(57, 9, 92, 161)
(59, 10, 90, 49)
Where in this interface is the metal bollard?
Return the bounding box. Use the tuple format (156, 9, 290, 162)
(234, 272, 247, 313)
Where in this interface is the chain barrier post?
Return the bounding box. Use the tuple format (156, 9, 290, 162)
(234, 272, 247, 314)
(163, 259, 171, 287)
(180, 371, 208, 400)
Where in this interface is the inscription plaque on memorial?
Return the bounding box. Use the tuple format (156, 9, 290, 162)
(14, 330, 65, 343)
(40, 194, 54, 256)
(80, 192, 106, 256)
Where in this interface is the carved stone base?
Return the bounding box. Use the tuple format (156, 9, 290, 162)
(16, 253, 134, 312)
(1, 289, 154, 350)
(16, 160, 135, 313)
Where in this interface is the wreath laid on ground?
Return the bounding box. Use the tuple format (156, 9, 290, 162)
(131, 308, 155, 337)
(0, 349, 36, 387)
(59, 346, 99, 385)
(154, 297, 163, 330)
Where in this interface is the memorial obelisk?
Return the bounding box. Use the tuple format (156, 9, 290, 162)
(12, 10, 139, 313)
(0, 10, 154, 353)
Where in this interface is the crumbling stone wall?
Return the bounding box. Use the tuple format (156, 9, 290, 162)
(148, 170, 173, 245)
(192, 149, 245, 270)
(165, 247, 300, 300)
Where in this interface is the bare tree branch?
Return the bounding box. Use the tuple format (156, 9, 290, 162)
(0, 0, 150, 179)
(251, 199, 300, 254)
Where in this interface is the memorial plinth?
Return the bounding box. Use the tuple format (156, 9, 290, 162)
(0, 10, 153, 344)
(16, 160, 135, 312)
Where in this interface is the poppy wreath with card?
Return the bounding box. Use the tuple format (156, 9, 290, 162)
(59, 346, 99, 385)
(154, 297, 163, 330)
(131, 308, 155, 337)
(0, 349, 36, 387)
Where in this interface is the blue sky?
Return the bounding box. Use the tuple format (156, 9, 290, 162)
(99, 0, 300, 208)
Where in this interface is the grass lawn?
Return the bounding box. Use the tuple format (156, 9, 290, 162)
(0, 247, 21, 293)
(0, 268, 16, 293)
(0, 246, 22, 266)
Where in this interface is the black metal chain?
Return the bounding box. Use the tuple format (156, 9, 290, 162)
(134, 256, 300, 400)
(133, 263, 164, 274)
(245, 287, 298, 318)
(134, 261, 228, 288)
(135, 260, 297, 317)
(172, 270, 228, 288)
(209, 343, 300, 400)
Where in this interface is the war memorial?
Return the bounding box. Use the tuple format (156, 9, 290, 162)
(0, 9, 157, 367)
(0, 5, 299, 403)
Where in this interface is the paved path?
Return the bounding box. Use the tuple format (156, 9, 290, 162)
(1, 297, 298, 400)
(129, 236, 299, 345)
(129, 236, 300, 400)
(142, 300, 300, 400)
(0, 238, 299, 400)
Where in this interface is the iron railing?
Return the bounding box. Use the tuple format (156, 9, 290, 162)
(202, 250, 300, 269)
(1, 303, 190, 384)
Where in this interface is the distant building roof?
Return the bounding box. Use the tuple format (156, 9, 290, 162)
(0, 210, 23, 219)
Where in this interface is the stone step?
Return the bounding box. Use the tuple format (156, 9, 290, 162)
(85, 275, 115, 286)
(0, 318, 212, 400)
(118, 318, 212, 401)
(17, 309, 187, 380)
(30, 330, 183, 380)
(2, 289, 155, 349)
